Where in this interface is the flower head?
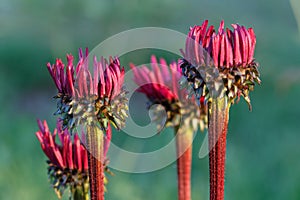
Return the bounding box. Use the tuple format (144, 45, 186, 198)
(131, 55, 207, 131)
(36, 119, 112, 198)
(36, 119, 89, 198)
(181, 20, 261, 109)
(46, 48, 128, 130)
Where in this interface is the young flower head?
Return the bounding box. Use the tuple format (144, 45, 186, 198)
(36, 119, 89, 199)
(180, 20, 261, 109)
(36, 119, 112, 199)
(47, 48, 128, 131)
(131, 56, 207, 200)
(181, 20, 261, 200)
(130, 55, 206, 132)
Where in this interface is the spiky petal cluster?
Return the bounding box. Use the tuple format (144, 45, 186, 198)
(185, 20, 256, 68)
(130, 56, 206, 131)
(46, 48, 128, 130)
(47, 55, 76, 97)
(36, 119, 89, 198)
(131, 55, 182, 102)
(181, 20, 261, 109)
(36, 120, 112, 198)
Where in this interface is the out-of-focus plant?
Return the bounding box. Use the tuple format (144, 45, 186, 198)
(131, 56, 207, 200)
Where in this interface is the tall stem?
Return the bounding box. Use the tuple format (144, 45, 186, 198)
(175, 126, 193, 200)
(208, 97, 230, 200)
(86, 125, 105, 200)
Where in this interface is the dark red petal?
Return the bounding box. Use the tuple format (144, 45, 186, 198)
(200, 20, 209, 43)
(68, 138, 73, 169)
(79, 48, 83, 59)
(203, 26, 215, 48)
(66, 65, 75, 96)
(62, 132, 68, 169)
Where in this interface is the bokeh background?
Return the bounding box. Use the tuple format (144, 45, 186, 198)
(1, 0, 300, 199)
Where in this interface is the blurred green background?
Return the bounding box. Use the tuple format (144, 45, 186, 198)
(1, 0, 300, 199)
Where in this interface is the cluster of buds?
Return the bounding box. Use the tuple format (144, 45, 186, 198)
(130, 55, 207, 132)
(180, 20, 261, 109)
(36, 18, 260, 200)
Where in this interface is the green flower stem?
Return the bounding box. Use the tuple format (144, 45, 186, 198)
(208, 97, 230, 200)
(87, 124, 105, 200)
(175, 125, 194, 200)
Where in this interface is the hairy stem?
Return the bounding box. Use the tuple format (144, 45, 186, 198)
(86, 125, 105, 200)
(175, 126, 193, 200)
(208, 97, 230, 200)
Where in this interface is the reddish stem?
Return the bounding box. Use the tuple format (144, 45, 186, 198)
(208, 98, 230, 200)
(175, 127, 193, 200)
(87, 125, 105, 200)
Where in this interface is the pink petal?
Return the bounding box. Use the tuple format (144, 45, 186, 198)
(240, 26, 249, 66)
(99, 57, 106, 97)
(233, 29, 242, 66)
(151, 55, 164, 86)
(194, 27, 203, 65)
(248, 28, 256, 63)
(104, 124, 112, 158)
(219, 33, 226, 67)
(68, 138, 73, 169)
(86, 69, 93, 95)
(52, 144, 65, 168)
(218, 20, 224, 34)
(203, 25, 214, 48)
(200, 20, 209, 43)
(225, 34, 233, 67)
(93, 56, 99, 95)
(185, 27, 194, 62)
(66, 65, 75, 96)
(79, 48, 83, 60)
(170, 62, 179, 99)
(62, 133, 68, 168)
(105, 68, 113, 97)
(58, 60, 65, 94)
(212, 33, 220, 67)
(159, 58, 170, 82)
